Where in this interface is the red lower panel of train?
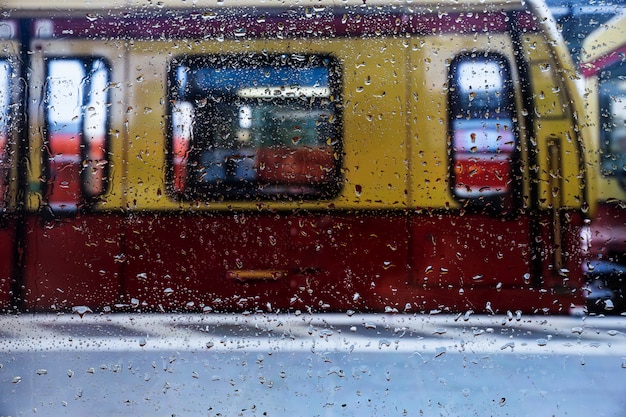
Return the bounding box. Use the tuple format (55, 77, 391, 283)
(15, 211, 584, 314)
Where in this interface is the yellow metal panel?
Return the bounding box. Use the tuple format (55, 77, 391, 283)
(521, 33, 586, 210)
(581, 12, 626, 67)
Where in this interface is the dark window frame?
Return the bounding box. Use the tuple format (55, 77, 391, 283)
(42, 56, 112, 214)
(167, 53, 344, 202)
(447, 52, 522, 215)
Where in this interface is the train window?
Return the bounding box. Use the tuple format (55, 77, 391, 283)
(0, 59, 11, 210)
(44, 58, 110, 213)
(448, 54, 518, 213)
(598, 62, 626, 179)
(169, 54, 342, 200)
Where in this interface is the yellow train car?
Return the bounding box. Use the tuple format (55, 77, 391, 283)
(580, 12, 626, 312)
(0, 0, 594, 313)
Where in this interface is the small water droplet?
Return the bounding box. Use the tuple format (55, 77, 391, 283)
(572, 327, 583, 335)
(378, 339, 391, 348)
(72, 306, 93, 318)
(500, 342, 515, 350)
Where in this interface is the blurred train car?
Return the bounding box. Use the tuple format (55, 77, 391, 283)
(0, 0, 594, 313)
(580, 12, 626, 313)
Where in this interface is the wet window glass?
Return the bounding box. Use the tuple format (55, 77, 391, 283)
(169, 54, 342, 200)
(1, 2, 626, 417)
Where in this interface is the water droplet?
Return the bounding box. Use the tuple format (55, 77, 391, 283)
(378, 339, 391, 348)
(536, 338, 548, 346)
(571, 327, 583, 335)
(327, 367, 344, 377)
(485, 302, 494, 315)
(72, 306, 93, 318)
(12, 376, 22, 384)
(500, 342, 515, 350)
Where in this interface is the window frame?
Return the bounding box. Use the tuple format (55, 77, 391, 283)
(447, 52, 521, 215)
(167, 53, 344, 202)
(42, 56, 112, 214)
(598, 61, 626, 179)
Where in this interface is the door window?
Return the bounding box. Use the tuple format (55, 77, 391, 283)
(44, 58, 110, 213)
(448, 54, 518, 213)
(598, 61, 626, 179)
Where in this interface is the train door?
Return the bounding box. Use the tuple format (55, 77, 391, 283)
(20, 28, 125, 311)
(409, 30, 543, 312)
(0, 32, 20, 311)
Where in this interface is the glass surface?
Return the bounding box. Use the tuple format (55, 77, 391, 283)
(0, 2, 625, 416)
